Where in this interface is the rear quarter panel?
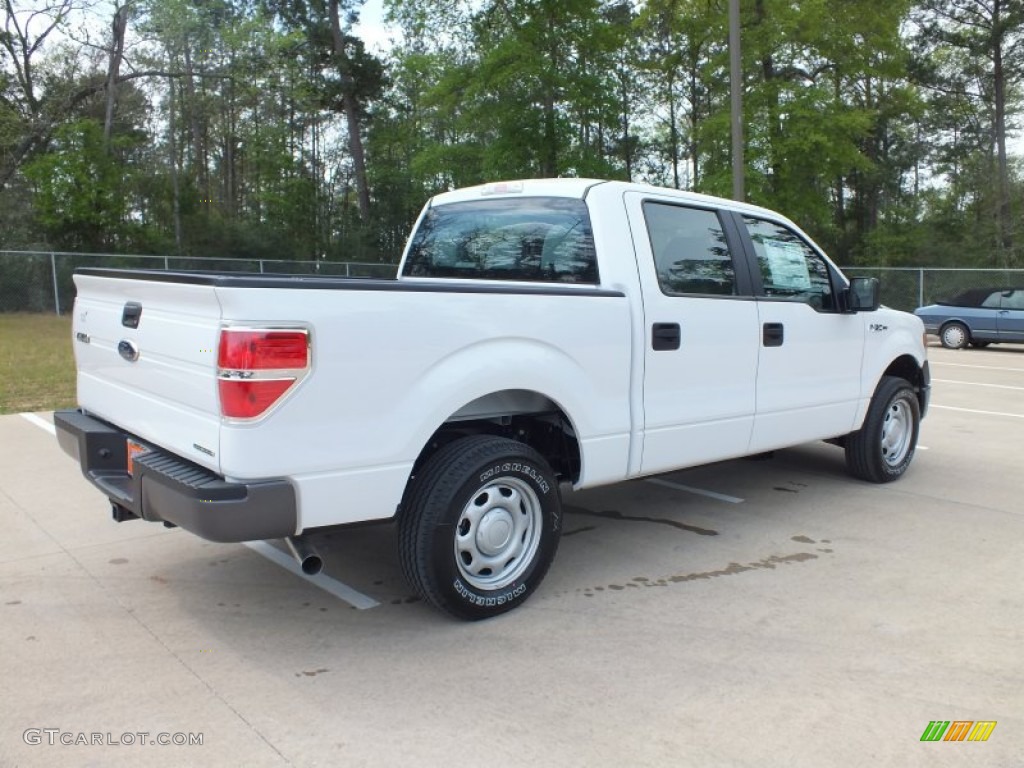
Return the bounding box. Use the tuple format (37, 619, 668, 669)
(213, 285, 633, 528)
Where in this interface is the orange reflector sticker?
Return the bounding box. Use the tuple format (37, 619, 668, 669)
(126, 439, 148, 476)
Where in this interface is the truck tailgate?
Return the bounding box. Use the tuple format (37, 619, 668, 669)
(72, 273, 223, 473)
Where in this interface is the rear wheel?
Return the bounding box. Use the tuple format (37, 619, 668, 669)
(940, 322, 970, 349)
(845, 376, 920, 483)
(398, 435, 562, 620)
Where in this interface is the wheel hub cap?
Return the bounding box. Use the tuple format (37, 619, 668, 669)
(476, 508, 514, 555)
(454, 477, 543, 591)
(881, 399, 913, 466)
(944, 326, 966, 347)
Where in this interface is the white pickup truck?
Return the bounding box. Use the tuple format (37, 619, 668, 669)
(56, 178, 930, 620)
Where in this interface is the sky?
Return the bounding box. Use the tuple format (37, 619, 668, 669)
(351, 0, 396, 55)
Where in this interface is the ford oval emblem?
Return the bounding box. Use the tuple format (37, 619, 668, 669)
(118, 340, 140, 362)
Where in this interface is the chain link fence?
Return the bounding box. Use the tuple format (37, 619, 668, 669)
(843, 267, 1024, 312)
(0, 251, 399, 314)
(2, 251, 1024, 315)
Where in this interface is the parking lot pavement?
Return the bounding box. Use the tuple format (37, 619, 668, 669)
(1, 345, 1022, 767)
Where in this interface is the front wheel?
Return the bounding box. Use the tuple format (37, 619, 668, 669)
(845, 376, 921, 483)
(398, 435, 562, 620)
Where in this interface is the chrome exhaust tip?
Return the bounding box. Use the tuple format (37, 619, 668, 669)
(285, 536, 323, 576)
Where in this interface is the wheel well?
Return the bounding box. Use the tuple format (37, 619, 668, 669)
(882, 355, 927, 408)
(412, 390, 582, 484)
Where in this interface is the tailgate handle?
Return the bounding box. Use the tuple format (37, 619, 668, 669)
(121, 302, 142, 329)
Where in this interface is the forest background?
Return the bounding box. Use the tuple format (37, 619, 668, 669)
(2, 0, 1022, 268)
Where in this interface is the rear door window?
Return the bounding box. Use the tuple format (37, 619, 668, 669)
(642, 202, 738, 296)
(403, 197, 598, 283)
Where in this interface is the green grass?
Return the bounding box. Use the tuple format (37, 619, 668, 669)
(0, 313, 76, 414)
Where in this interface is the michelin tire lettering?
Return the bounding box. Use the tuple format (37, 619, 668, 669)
(479, 463, 550, 494)
(454, 578, 528, 606)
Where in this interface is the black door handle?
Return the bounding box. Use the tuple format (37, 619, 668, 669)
(652, 322, 681, 351)
(121, 302, 142, 329)
(763, 322, 784, 347)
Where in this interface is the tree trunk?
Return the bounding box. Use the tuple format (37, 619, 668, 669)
(542, 90, 558, 177)
(688, 60, 700, 188)
(755, 0, 782, 196)
(223, 50, 236, 220)
(541, 33, 559, 177)
(168, 78, 182, 253)
(329, 0, 371, 221)
(621, 71, 632, 179)
(182, 45, 207, 206)
(103, 4, 130, 151)
(863, 77, 879, 234)
(833, 71, 845, 256)
(992, 0, 1012, 265)
(668, 80, 679, 189)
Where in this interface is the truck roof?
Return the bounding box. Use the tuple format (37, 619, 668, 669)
(428, 178, 788, 222)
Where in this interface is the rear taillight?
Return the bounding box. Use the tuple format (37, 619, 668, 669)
(217, 328, 310, 419)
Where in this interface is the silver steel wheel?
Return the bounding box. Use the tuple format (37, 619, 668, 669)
(941, 323, 968, 349)
(454, 476, 543, 591)
(845, 376, 920, 484)
(880, 397, 914, 467)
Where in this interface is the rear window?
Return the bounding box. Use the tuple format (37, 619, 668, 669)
(402, 197, 598, 283)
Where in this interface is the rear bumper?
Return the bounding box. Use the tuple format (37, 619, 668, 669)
(54, 410, 297, 542)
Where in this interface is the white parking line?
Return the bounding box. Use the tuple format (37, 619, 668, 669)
(930, 404, 1024, 420)
(931, 361, 1024, 374)
(645, 478, 744, 504)
(243, 541, 380, 610)
(933, 378, 1024, 391)
(20, 412, 57, 436)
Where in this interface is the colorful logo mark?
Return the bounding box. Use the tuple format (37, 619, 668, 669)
(920, 721, 996, 742)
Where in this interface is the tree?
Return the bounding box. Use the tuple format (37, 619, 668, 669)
(103, 1, 131, 149)
(637, 0, 727, 189)
(265, 0, 384, 222)
(1, 0, 78, 187)
(24, 119, 131, 250)
(914, 0, 1024, 266)
(0, 0, 1020, 270)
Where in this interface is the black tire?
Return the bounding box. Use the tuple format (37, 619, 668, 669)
(939, 322, 970, 349)
(398, 435, 562, 620)
(845, 376, 921, 483)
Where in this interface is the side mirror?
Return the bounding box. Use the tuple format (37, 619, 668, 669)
(848, 276, 880, 312)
